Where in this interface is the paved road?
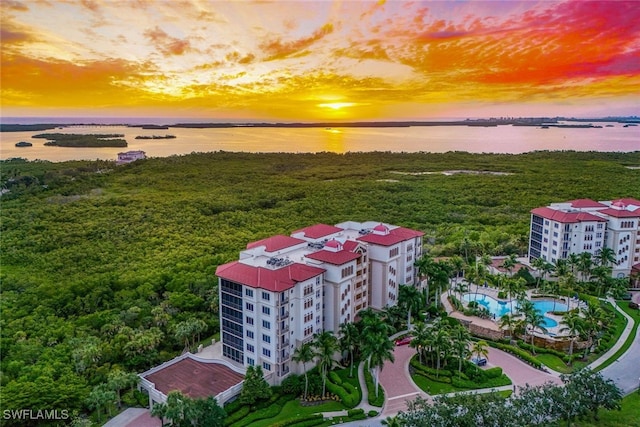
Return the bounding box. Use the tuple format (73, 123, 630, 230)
(600, 292, 640, 395)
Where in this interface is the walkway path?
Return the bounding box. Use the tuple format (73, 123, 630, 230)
(599, 293, 640, 395)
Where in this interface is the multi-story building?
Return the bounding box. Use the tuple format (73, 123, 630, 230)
(215, 221, 423, 383)
(528, 198, 640, 278)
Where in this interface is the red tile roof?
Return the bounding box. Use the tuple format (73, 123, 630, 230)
(292, 223, 343, 239)
(611, 198, 640, 207)
(144, 357, 244, 400)
(246, 235, 305, 252)
(568, 198, 607, 208)
(357, 233, 406, 246)
(357, 226, 424, 246)
(216, 261, 325, 292)
(531, 207, 607, 223)
(305, 250, 361, 265)
(599, 208, 640, 218)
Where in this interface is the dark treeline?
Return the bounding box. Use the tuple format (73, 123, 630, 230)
(0, 150, 639, 422)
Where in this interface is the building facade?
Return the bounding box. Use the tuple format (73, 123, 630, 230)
(215, 221, 423, 382)
(528, 198, 640, 278)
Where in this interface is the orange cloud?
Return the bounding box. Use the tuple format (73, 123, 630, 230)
(261, 23, 334, 61)
(144, 26, 191, 56)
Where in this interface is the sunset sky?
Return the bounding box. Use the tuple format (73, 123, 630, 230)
(1, 0, 639, 121)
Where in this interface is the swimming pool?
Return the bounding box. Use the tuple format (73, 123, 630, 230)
(462, 293, 568, 328)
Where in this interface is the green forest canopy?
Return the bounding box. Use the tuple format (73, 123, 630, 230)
(1, 150, 639, 419)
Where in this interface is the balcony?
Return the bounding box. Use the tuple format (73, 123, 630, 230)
(279, 296, 289, 305)
(278, 352, 290, 363)
(280, 325, 289, 334)
(278, 310, 289, 320)
(279, 339, 290, 348)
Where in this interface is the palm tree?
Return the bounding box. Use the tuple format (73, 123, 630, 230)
(471, 340, 489, 370)
(524, 309, 548, 352)
(567, 253, 581, 277)
(504, 277, 526, 316)
(590, 265, 612, 298)
(559, 310, 584, 365)
(501, 254, 518, 277)
(367, 335, 395, 398)
(414, 254, 434, 301)
(410, 321, 432, 365)
(595, 247, 616, 268)
(432, 323, 451, 375)
(312, 331, 338, 397)
(338, 322, 359, 378)
(581, 303, 605, 358)
(498, 314, 518, 339)
(578, 252, 594, 283)
(559, 272, 578, 311)
(398, 285, 423, 329)
(450, 324, 471, 376)
(382, 415, 402, 427)
(292, 341, 315, 399)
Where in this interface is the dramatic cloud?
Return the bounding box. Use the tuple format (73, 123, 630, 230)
(1, 0, 639, 119)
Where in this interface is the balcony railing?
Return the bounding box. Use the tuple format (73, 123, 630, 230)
(280, 325, 289, 334)
(278, 310, 289, 320)
(279, 296, 289, 305)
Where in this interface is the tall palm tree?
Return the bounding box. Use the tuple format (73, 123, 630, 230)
(531, 256, 547, 291)
(559, 272, 578, 311)
(559, 310, 584, 365)
(498, 314, 518, 339)
(292, 341, 315, 399)
(581, 303, 605, 358)
(338, 322, 359, 378)
(577, 252, 594, 283)
(432, 324, 451, 376)
(414, 254, 434, 302)
(595, 247, 616, 268)
(450, 324, 471, 376)
(367, 335, 395, 398)
(410, 321, 432, 365)
(471, 340, 489, 371)
(312, 331, 338, 397)
(501, 254, 518, 277)
(590, 265, 612, 298)
(398, 285, 423, 329)
(523, 308, 548, 352)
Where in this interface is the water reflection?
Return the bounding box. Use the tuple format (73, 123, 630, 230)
(322, 128, 345, 153)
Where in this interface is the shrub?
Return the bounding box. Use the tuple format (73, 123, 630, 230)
(280, 375, 303, 396)
(484, 367, 503, 379)
(325, 377, 356, 408)
(329, 371, 342, 385)
(347, 408, 364, 417)
(497, 291, 507, 299)
(223, 405, 250, 426)
(368, 410, 378, 417)
(271, 414, 323, 427)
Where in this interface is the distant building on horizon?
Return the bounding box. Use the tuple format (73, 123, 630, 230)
(528, 198, 640, 278)
(215, 221, 423, 384)
(116, 150, 146, 165)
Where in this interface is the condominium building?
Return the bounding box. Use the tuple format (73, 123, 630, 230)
(215, 221, 423, 383)
(528, 198, 640, 278)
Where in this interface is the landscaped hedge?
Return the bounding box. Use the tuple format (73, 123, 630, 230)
(347, 408, 366, 420)
(484, 366, 503, 379)
(325, 375, 358, 408)
(517, 341, 570, 363)
(223, 405, 250, 426)
(271, 414, 323, 427)
(487, 341, 543, 369)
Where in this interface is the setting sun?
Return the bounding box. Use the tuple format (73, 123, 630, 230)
(318, 102, 357, 110)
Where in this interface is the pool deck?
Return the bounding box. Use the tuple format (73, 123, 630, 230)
(443, 283, 583, 338)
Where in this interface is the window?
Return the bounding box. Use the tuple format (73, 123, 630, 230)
(554, 223, 559, 229)
(246, 316, 254, 325)
(246, 330, 254, 339)
(304, 298, 313, 309)
(304, 312, 313, 323)
(341, 265, 354, 278)
(304, 284, 313, 296)
(263, 362, 271, 371)
(262, 291, 270, 301)
(304, 326, 313, 336)
(262, 306, 270, 315)
(247, 344, 254, 353)
(389, 247, 399, 257)
(246, 302, 254, 311)
(262, 348, 271, 357)
(262, 320, 271, 329)
(247, 357, 255, 366)
(262, 334, 271, 343)
(596, 232, 602, 238)
(245, 289, 254, 297)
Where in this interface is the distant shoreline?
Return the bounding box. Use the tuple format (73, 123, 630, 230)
(1, 117, 639, 132)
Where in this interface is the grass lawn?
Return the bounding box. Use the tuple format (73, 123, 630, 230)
(249, 399, 346, 427)
(411, 371, 511, 395)
(536, 353, 571, 373)
(594, 301, 640, 372)
(572, 393, 640, 427)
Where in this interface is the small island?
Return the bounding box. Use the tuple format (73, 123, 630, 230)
(15, 141, 33, 147)
(32, 133, 127, 147)
(134, 134, 176, 139)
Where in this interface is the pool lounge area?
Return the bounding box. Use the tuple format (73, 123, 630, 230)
(461, 291, 572, 335)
